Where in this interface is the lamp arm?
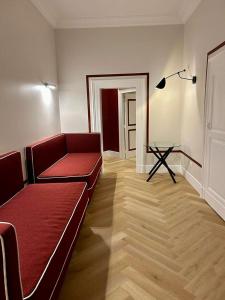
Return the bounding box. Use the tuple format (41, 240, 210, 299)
(178, 72, 193, 81)
(165, 69, 186, 80)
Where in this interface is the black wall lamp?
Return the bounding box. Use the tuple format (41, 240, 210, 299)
(156, 69, 197, 89)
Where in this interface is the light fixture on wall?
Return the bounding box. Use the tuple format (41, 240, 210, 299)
(43, 82, 57, 90)
(156, 69, 197, 89)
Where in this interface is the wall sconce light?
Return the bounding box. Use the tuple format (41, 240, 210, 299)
(156, 69, 197, 89)
(43, 82, 57, 90)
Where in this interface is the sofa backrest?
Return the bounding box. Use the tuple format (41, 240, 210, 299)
(0, 152, 24, 206)
(65, 133, 101, 153)
(26, 134, 67, 183)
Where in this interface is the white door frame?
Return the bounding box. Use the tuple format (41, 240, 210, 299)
(202, 41, 225, 220)
(88, 75, 147, 173)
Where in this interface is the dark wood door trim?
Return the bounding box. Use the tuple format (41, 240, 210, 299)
(179, 150, 202, 168)
(86, 72, 150, 152)
(208, 40, 225, 56)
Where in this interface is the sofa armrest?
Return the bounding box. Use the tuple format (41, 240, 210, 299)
(65, 133, 102, 153)
(0, 223, 23, 300)
(0, 152, 24, 205)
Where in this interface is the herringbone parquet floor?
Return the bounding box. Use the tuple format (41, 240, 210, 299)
(58, 158, 225, 300)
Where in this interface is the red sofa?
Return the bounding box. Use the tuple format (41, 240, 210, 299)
(0, 151, 89, 300)
(26, 133, 102, 198)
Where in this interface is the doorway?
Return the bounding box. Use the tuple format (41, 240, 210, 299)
(100, 88, 137, 159)
(101, 89, 120, 155)
(86, 73, 149, 173)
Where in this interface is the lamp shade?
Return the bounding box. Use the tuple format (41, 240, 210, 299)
(156, 77, 166, 89)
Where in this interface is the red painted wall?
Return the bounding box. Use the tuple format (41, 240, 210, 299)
(101, 89, 119, 152)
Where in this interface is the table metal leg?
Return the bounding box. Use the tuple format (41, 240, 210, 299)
(147, 147, 171, 182)
(148, 148, 169, 177)
(148, 147, 166, 174)
(155, 147, 176, 183)
(146, 147, 176, 183)
(157, 153, 176, 176)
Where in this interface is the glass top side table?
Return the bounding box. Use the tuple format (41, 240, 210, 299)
(146, 142, 180, 183)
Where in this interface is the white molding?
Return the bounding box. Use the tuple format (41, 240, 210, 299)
(178, 0, 203, 23)
(30, 0, 202, 29)
(181, 167, 203, 196)
(136, 164, 145, 173)
(119, 88, 136, 94)
(204, 189, 225, 221)
(30, 0, 57, 27)
(126, 151, 136, 159)
(103, 151, 120, 158)
(182, 167, 225, 221)
(56, 15, 181, 29)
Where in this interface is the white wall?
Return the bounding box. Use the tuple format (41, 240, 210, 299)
(4, 0, 224, 181)
(56, 25, 184, 156)
(181, 0, 225, 182)
(0, 0, 61, 174)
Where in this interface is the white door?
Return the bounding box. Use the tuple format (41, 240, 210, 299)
(124, 95, 136, 158)
(203, 44, 225, 220)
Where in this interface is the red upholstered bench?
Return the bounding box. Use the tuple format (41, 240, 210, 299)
(0, 151, 89, 300)
(26, 133, 102, 198)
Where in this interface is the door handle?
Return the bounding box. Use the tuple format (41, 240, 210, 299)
(207, 122, 212, 130)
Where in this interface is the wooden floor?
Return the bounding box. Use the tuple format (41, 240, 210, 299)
(58, 158, 225, 300)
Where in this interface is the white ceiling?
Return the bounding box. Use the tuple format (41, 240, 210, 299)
(31, 0, 202, 29)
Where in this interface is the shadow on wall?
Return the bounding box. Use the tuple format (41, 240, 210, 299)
(58, 175, 117, 300)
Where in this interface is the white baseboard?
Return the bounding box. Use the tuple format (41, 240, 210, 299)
(136, 164, 145, 173)
(181, 166, 203, 196)
(204, 189, 225, 220)
(103, 151, 120, 158)
(176, 167, 225, 220)
(138, 164, 203, 196)
(138, 164, 224, 220)
(126, 151, 136, 159)
(182, 169, 225, 220)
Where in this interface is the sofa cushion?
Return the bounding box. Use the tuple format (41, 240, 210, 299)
(37, 153, 102, 190)
(0, 182, 88, 299)
(0, 152, 24, 206)
(26, 134, 67, 183)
